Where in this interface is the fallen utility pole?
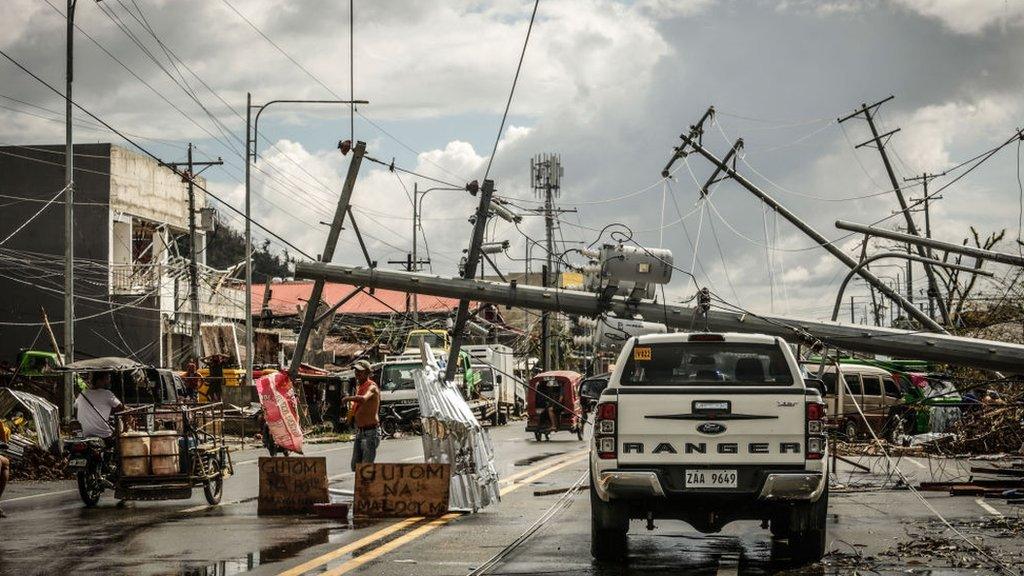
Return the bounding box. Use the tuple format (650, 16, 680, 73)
(288, 140, 366, 381)
(167, 144, 223, 361)
(670, 111, 945, 333)
(293, 262, 1024, 373)
(838, 97, 951, 325)
(836, 220, 1024, 268)
(446, 179, 494, 382)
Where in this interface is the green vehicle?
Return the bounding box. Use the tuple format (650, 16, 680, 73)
(2, 350, 86, 407)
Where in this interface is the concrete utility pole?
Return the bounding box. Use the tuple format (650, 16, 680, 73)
(63, 0, 77, 420)
(835, 220, 1024, 268)
(664, 111, 946, 333)
(292, 262, 1024, 373)
(445, 179, 495, 382)
(288, 141, 366, 380)
(838, 97, 951, 325)
(167, 145, 223, 363)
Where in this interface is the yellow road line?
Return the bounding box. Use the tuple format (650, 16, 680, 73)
(499, 449, 588, 487)
(320, 513, 463, 576)
(500, 452, 589, 496)
(280, 449, 590, 576)
(277, 517, 422, 576)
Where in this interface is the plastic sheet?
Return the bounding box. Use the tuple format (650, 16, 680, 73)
(256, 372, 304, 454)
(414, 343, 500, 512)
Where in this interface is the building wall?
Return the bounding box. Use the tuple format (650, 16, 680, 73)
(109, 145, 205, 231)
(0, 144, 162, 366)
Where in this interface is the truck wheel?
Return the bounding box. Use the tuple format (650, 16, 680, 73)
(590, 478, 628, 562)
(789, 486, 829, 564)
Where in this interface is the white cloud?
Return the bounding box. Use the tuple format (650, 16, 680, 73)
(892, 0, 1024, 34)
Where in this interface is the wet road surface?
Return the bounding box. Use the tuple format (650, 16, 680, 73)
(2, 425, 1022, 576)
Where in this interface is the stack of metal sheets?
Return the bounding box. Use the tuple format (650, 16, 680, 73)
(413, 343, 500, 512)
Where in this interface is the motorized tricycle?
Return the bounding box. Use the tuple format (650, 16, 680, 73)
(67, 403, 232, 506)
(525, 371, 585, 441)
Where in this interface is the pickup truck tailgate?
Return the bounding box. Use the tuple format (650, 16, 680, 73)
(616, 388, 806, 465)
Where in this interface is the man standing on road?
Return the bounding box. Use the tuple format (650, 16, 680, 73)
(343, 360, 380, 471)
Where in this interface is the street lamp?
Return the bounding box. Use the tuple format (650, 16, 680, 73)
(243, 96, 368, 381)
(411, 182, 477, 321)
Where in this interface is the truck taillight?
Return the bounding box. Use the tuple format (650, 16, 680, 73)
(595, 402, 617, 460)
(806, 401, 826, 460)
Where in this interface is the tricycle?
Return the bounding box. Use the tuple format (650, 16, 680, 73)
(526, 371, 585, 441)
(67, 402, 232, 506)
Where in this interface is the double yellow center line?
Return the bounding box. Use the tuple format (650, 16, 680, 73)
(279, 449, 589, 576)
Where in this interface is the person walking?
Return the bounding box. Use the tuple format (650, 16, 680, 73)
(343, 360, 380, 471)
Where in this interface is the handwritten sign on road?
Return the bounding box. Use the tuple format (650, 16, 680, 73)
(354, 463, 450, 518)
(257, 456, 329, 515)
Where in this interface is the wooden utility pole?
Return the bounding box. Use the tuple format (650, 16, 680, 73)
(838, 97, 951, 325)
(905, 172, 944, 320)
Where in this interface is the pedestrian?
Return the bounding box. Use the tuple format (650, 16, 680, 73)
(182, 358, 204, 402)
(343, 360, 380, 471)
(0, 418, 11, 518)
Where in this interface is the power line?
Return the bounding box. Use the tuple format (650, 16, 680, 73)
(482, 0, 540, 182)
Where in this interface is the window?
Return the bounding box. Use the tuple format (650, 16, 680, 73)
(863, 376, 882, 397)
(884, 378, 901, 398)
(380, 363, 419, 392)
(621, 342, 796, 386)
(477, 367, 495, 392)
(843, 374, 862, 395)
(820, 373, 838, 395)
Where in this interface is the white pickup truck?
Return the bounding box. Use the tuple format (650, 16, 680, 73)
(590, 332, 829, 563)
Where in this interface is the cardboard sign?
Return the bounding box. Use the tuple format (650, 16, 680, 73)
(354, 463, 451, 518)
(257, 456, 329, 515)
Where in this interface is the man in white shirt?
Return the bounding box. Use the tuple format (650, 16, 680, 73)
(74, 372, 124, 439)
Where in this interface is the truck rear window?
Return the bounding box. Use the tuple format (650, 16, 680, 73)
(622, 342, 796, 386)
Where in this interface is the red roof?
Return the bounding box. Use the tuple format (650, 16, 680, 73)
(252, 281, 465, 317)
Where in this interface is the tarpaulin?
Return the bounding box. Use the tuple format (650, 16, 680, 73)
(256, 372, 304, 454)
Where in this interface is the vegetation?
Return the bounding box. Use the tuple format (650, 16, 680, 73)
(204, 215, 293, 281)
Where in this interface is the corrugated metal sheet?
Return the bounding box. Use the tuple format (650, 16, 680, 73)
(413, 343, 500, 512)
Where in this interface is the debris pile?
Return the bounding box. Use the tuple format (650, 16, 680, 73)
(6, 435, 71, 481)
(943, 400, 1024, 455)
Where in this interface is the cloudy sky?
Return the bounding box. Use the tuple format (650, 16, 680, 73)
(2, 0, 1023, 323)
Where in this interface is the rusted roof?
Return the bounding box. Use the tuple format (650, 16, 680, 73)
(252, 281, 465, 317)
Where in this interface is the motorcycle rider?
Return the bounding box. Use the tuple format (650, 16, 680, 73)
(75, 371, 124, 439)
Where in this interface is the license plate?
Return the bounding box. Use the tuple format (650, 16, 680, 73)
(685, 469, 737, 488)
(68, 458, 87, 468)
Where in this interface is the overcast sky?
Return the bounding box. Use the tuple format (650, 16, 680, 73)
(2, 0, 1023, 322)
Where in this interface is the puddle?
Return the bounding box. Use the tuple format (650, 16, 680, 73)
(177, 527, 339, 575)
(514, 452, 565, 466)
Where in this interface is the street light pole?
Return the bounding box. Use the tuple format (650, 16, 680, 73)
(243, 96, 367, 381)
(63, 0, 78, 420)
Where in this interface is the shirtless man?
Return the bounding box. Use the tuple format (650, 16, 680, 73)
(343, 360, 381, 471)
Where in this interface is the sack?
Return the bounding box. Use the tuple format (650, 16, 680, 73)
(256, 372, 304, 454)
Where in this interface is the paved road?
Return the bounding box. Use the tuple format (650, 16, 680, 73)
(2, 425, 1022, 576)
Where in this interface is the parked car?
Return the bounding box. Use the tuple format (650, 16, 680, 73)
(802, 362, 903, 440)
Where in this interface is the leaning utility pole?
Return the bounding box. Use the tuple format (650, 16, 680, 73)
(664, 108, 946, 333)
(63, 0, 77, 420)
(167, 145, 223, 363)
(838, 97, 951, 325)
(288, 141, 366, 380)
(445, 179, 494, 382)
(531, 154, 563, 371)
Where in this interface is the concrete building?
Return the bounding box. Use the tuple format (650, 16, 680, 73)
(0, 143, 245, 368)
